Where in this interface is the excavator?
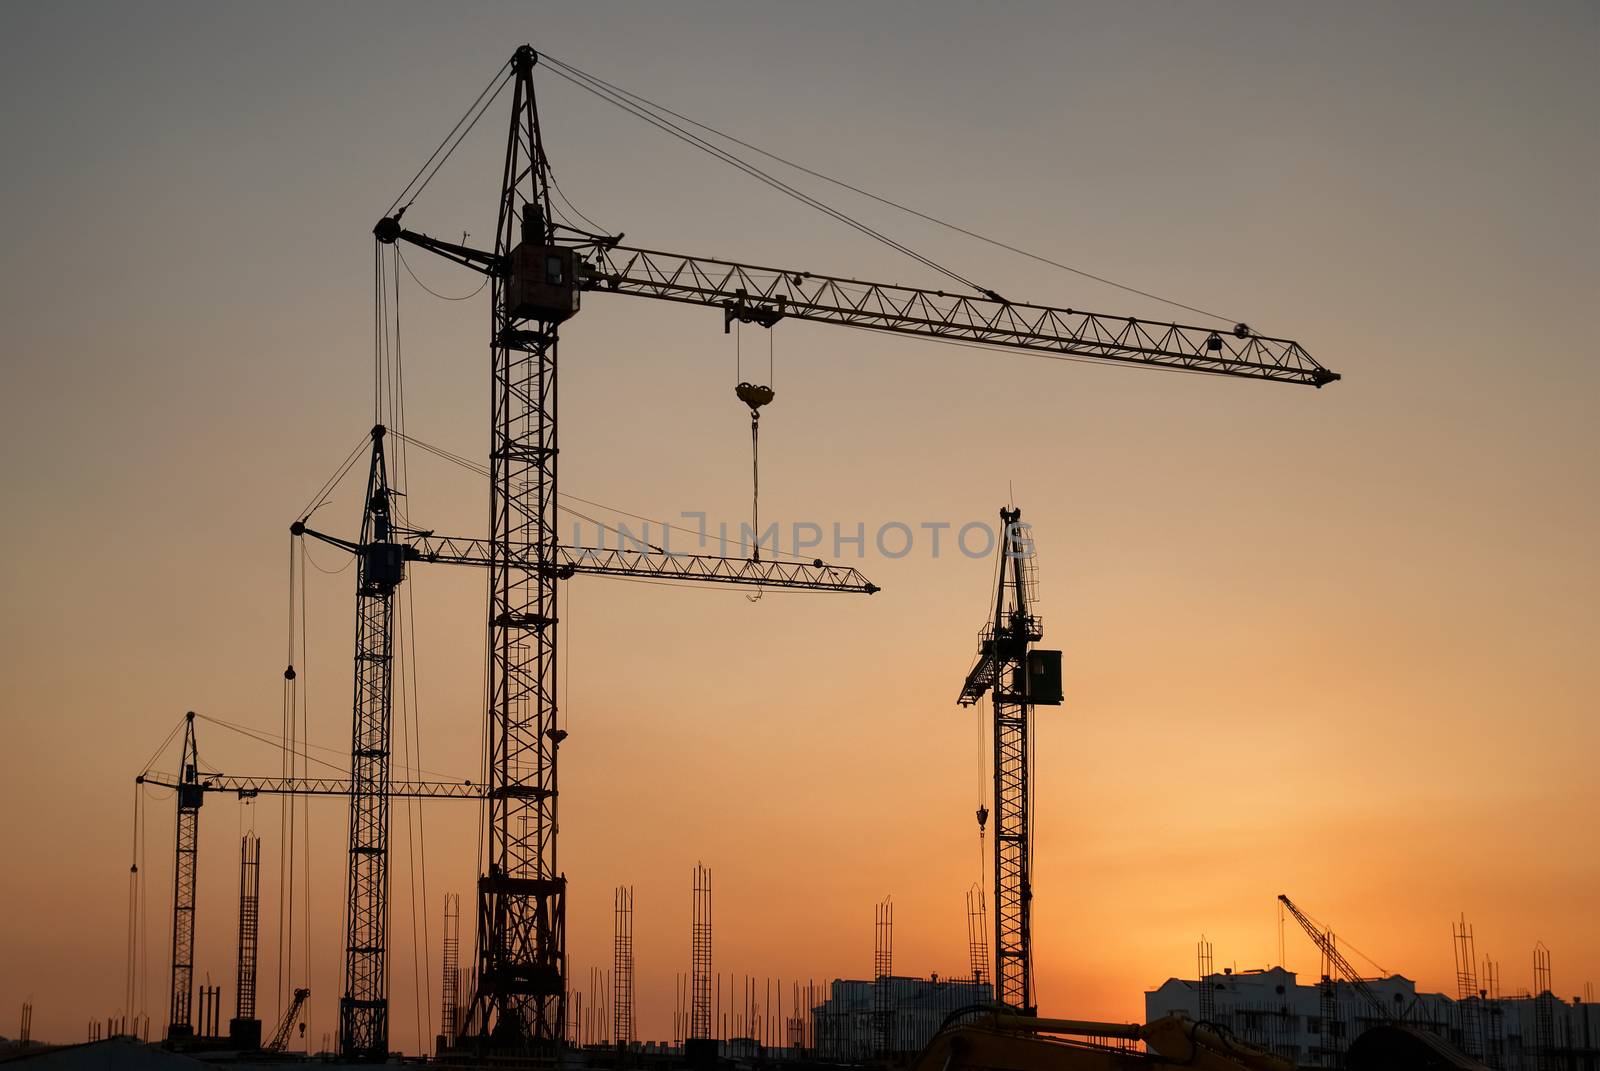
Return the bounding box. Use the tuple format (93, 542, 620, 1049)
(909, 1011, 1294, 1071)
(911, 1008, 1489, 1071)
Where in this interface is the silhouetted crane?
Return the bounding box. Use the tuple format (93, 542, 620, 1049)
(373, 44, 1336, 1050)
(293, 423, 874, 1059)
(958, 508, 1062, 1014)
(265, 988, 310, 1054)
(139, 712, 480, 1049)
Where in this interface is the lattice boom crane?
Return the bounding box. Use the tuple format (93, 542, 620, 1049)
(371, 44, 1336, 1051)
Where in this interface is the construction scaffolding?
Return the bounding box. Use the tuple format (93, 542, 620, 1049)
(691, 864, 712, 1040)
(1483, 955, 1506, 1069)
(439, 893, 461, 1051)
(1454, 915, 1483, 1061)
(965, 885, 989, 987)
(615, 886, 635, 1047)
(873, 897, 893, 1055)
(1532, 943, 1554, 1071)
(1198, 937, 1216, 1024)
(231, 834, 261, 1047)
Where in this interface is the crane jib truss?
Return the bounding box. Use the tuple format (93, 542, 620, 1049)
(290, 431, 874, 1053)
(371, 42, 1335, 1052)
(142, 712, 482, 1053)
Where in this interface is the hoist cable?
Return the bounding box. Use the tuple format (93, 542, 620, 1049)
(750, 413, 760, 559)
(547, 161, 608, 235)
(296, 432, 369, 525)
(537, 60, 989, 296)
(539, 50, 1238, 325)
(390, 429, 827, 563)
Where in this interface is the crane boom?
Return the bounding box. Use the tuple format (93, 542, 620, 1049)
(378, 221, 1336, 389)
(136, 771, 483, 798)
(577, 242, 1337, 387)
(266, 988, 310, 1053)
(1277, 894, 1392, 1022)
(298, 524, 876, 593)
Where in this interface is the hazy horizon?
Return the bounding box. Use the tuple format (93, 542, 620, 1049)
(2, 0, 1596, 1054)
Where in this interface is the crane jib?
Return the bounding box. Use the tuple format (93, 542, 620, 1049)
(573, 243, 1338, 387)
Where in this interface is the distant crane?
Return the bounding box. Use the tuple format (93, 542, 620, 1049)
(293, 426, 874, 1058)
(372, 44, 1336, 1049)
(1277, 894, 1396, 1024)
(139, 712, 481, 1047)
(265, 987, 310, 1054)
(958, 508, 1062, 1013)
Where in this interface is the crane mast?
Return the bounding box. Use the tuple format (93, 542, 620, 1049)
(165, 712, 204, 1042)
(959, 510, 1063, 1013)
(336, 426, 403, 1059)
(469, 45, 567, 1047)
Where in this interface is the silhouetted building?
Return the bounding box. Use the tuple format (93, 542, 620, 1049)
(812, 975, 993, 1060)
(1146, 966, 1599, 1070)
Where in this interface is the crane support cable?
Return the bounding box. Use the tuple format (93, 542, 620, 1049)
(535, 58, 992, 298)
(398, 248, 490, 301)
(387, 62, 514, 216)
(388, 428, 832, 564)
(537, 50, 1238, 325)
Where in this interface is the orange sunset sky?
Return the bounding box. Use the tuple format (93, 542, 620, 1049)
(1, 0, 1596, 1055)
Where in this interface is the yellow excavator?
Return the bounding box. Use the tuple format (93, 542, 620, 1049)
(909, 1011, 1295, 1071)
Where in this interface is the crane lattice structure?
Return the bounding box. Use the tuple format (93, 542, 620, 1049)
(965, 884, 989, 987)
(614, 886, 634, 1048)
(1278, 892, 1410, 1065)
(140, 711, 483, 1049)
(690, 864, 712, 1042)
(958, 509, 1061, 1013)
(163, 714, 203, 1042)
(441, 894, 462, 1050)
(266, 988, 310, 1054)
(233, 834, 262, 1046)
(292, 425, 871, 1056)
(335, 426, 401, 1059)
(874, 896, 893, 1055)
(371, 43, 1335, 1050)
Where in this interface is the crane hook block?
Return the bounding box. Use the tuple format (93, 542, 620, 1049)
(976, 805, 990, 832)
(736, 382, 774, 412)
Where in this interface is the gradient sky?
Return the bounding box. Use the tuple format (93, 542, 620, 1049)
(2, 0, 1596, 1054)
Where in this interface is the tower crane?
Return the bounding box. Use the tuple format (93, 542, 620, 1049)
(138, 712, 481, 1047)
(371, 45, 1336, 1051)
(292, 425, 873, 1059)
(265, 988, 311, 1054)
(1277, 894, 1398, 1025)
(958, 508, 1062, 1014)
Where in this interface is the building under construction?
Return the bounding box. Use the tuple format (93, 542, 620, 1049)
(1149, 967, 1599, 1070)
(82, 32, 1552, 1071)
